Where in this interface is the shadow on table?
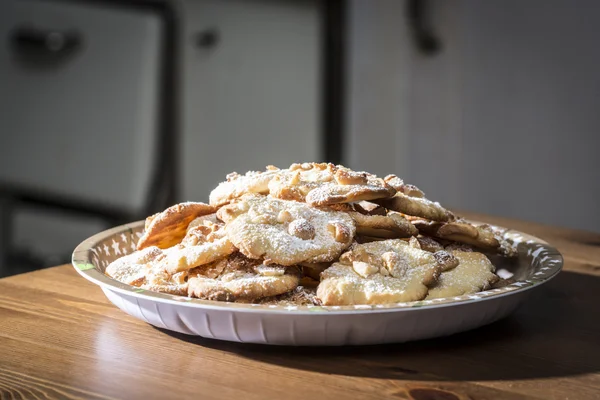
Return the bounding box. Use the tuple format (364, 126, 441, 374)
(158, 270, 600, 382)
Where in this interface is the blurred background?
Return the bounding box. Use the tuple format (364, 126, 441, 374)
(0, 0, 598, 278)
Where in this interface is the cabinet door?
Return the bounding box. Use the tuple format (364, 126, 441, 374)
(0, 0, 162, 212)
(181, 0, 321, 202)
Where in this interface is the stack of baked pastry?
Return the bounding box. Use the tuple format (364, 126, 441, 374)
(106, 163, 516, 306)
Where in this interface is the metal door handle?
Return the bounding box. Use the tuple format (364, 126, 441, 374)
(406, 0, 441, 55)
(10, 25, 81, 58)
(194, 28, 219, 49)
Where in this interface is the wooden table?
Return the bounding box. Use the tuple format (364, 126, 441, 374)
(0, 212, 599, 400)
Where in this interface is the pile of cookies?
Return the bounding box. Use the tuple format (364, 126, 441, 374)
(105, 163, 516, 306)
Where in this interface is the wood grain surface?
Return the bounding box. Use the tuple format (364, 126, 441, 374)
(0, 212, 599, 400)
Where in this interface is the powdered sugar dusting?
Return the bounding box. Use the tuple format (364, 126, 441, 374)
(225, 194, 356, 265)
(209, 168, 283, 206)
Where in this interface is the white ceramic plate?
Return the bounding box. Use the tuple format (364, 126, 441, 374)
(72, 221, 562, 346)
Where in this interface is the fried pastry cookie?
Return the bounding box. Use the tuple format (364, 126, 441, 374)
(316, 239, 441, 305)
(299, 261, 331, 281)
(355, 235, 387, 244)
(415, 236, 445, 252)
(209, 166, 282, 207)
(105, 246, 165, 286)
(348, 211, 418, 239)
(353, 201, 387, 216)
(427, 251, 499, 299)
(258, 285, 321, 306)
(187, 213, 219, 231)
(395, 238, 458, 270)
(187, 252, 300, 302)
(326, 203, 415, 239)
(158, 221, 236, 274)
(444, 242, 475, 252)
(222, 194, 356, 265)
(413, 219, 500, 250)
(383, 174, 425, 198)
(305, 166, 396, 206)
(478, 224, 518, 257)
(187, 258, 228, 280)
(432, 250, 460, 272)
(137, 202, 217, 250)
(142, 266, 189, 296)
(105, 246, 189, 295)
(268, 162, 336, 202)
(375, 193, 454, 222)
(407, 237, 458, 271)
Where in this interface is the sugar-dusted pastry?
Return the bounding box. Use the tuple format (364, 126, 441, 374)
(299, 261, 331, 281)
(157, 220, 236, 274)
(414, 235, 445, 253)
(105, 246, 165, 286)
(268, 162, 337, 202)
(137, 202, 217, 250)
(305, 166, 396, 206)
(209, 166, 283, 207)
(478, 224, 518, 257)
(406, 237, 458, 271)
(186, 213, 219, 230)
(353, 201, 387, 216)
(221, 194, 356, 265)
(187, 252, 299, 302)
(142, 267, 189, 296)
(427, 251, 499, 299)
(383, 174, 426, 198)
(375, 193, 454, 222)
(347, 211, 418, 239)
(105, 246, 189, 295)
(324, 203, 416, 238)
(257, 285, 321, 306)
(316, 239, 441, 305)
(413, 219, 500, 250)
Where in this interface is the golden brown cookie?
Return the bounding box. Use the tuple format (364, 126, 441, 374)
(383, 175, 426, 198)
(305, 166, 396, 206)
(375, 193, 454, 222)
(405, 236, 457, 271)
(137, 202, 217, 250)
(415, 236, 445, 252)
(105, 246, 165, 286)
(444, 242, 475, 252)
(142, 267, 189, 296)
(158, 221, 236, 274)
(187, 253, 300, 302)
(348, 211, 418, 239)
(187, 213, 219, 231)
(299, 261, 331, 281)
(353, 201, 387, 216)
(268, 162, 337, 202)
(209, 166, 282, 207)
(105, 246, 189, 295)
(316, 239, 442, 305)
(223, 194, 356, 265)
(355, 235, 387, 244)
(478, 224, 518, 257)
(426, 251, 499, 299)
(187, 258, 228, 280)
(258, 285, 321, 306)
(432, 250, 460, 272)
(413, 219, 500, 250)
